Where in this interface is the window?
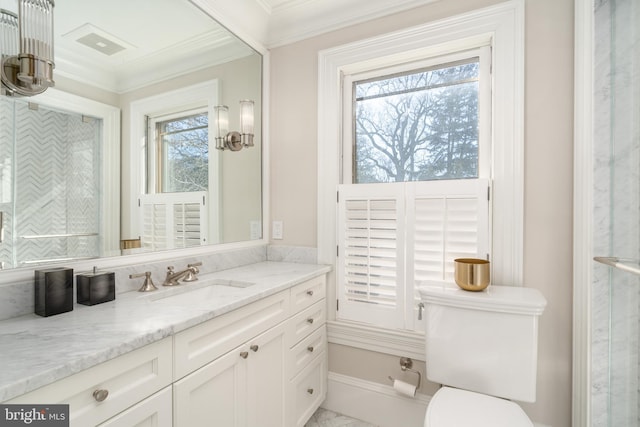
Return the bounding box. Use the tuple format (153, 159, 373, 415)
(128, 79, 220, 247)
(318, 1, 524, 355)
(154, 112, 209, 193)
(337, 49, 491, 332)
(142, 108, 212, 250)
(352, 59, 480, 183)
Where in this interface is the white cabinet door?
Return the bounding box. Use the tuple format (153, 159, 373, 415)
(246, 322, 287, 427)
(173, 345, 248, 427)
(98, 387, 172, 427)
(173, 322, 287, 427)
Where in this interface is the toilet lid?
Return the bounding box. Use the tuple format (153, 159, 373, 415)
(425, 387, 533, 427)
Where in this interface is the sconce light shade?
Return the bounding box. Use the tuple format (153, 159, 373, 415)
(1, 0, 55, 97)
(0, 9, 18, 58)
(215, 105, 229, 137)
(239, 100, 254, 147)
(215, 100, 256, 151)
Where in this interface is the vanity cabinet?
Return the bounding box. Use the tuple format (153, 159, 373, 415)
(6, 337, 172, 427)
(4, 272, 328, 427)
(173, 274, 327, 427)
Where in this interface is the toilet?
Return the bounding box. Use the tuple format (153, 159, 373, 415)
(419, 282, 547, 427)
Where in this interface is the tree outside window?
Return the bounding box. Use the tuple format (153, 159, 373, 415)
(354, 60, 479, 183)
(157, 113, 209, 193)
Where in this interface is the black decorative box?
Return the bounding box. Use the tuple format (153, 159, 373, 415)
(76, 270, 115, 306)
(34, 267, 74, 317)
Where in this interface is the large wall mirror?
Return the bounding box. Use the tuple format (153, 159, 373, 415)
(0, 0, 263, 270)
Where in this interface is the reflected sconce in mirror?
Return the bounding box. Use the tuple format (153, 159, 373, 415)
(215, 100, 255, 151)
(1, 0, 55, 97)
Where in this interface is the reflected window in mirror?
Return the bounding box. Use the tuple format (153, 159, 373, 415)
(151, 110, 209, 193)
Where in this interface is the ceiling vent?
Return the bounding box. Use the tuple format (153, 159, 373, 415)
(63, 23, 135, 56)
(76, 32, 127, 56)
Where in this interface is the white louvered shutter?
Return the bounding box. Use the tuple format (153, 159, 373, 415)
(406, 179, 489, 331)
(338, 179, 489, 332)
(140, 192, 207, 251)
(337, 183, 406, 329)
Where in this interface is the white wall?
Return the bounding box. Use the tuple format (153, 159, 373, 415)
(269, 0, 574, 426)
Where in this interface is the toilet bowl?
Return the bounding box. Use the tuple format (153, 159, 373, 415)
(419, 282, 546, 427)
(424, 387, 532, 427)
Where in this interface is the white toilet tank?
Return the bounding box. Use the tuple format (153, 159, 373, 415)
(419, 283, 546, 403)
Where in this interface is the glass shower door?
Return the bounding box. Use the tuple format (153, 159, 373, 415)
(0, 97, 102, 268)
(593, 0, 640, 425)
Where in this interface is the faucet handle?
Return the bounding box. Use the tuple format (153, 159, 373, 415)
(183, 262, 202, 282)
(129, 271, 157, 292)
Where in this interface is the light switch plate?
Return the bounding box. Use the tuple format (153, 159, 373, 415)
(272, 221, 283, 240)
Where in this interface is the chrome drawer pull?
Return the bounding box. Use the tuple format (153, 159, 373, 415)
(240, 351, 249, 359)
(306, 290, 314, 296)
(306, 318, 314, 324)
(250, 345, 259, 352)
(307, 346, 314, 353)
(93, 389, 109, 402)
(307, 388, 314, 395)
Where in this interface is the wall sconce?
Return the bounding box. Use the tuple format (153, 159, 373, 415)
(1, 0, 55, 97)
(215, 100, 255, 151)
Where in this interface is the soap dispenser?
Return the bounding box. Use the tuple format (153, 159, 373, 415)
(76, 267, 116, 306)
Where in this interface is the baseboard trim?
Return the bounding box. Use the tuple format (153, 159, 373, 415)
(322, 372, 430, 427)
(323, 372, 552, 427)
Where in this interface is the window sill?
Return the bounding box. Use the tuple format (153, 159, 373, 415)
(327, 320, 425, 361)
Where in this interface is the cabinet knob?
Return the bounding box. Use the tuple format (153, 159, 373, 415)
(93, 389, 109, 402)
(240, 351, 249, 359)
(250, 345, 259, 352)
(307, 346, 314, 353)
(306, 318, 314, 324)
(306, 290, 314, 296)
(307, 388, 314, 395)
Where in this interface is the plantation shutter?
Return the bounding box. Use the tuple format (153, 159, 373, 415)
(406, 179, 489, 330)
(338, 179, 489, 331)
(337, 183, 406, 329)
(140, 192, 207, 251)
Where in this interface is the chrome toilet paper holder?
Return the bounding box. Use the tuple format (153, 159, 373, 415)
(388, 357, 422, 389)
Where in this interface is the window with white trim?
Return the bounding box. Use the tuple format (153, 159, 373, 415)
(337, 47, 492, 332)
(150, 110, 209, 194)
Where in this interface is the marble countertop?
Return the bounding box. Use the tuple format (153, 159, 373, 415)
(0, 261, 331, 402)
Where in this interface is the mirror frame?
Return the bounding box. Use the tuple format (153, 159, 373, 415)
(0, 0, 270, 284)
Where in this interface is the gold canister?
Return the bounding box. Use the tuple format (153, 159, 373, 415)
(454, 258, 490, 291)
(120, 238, 141, 250)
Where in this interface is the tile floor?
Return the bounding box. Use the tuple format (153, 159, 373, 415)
(305, 408, 378, 427)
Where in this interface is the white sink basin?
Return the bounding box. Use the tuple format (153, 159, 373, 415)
(144, 278, 256, 303)
(209, 279, 256, 288)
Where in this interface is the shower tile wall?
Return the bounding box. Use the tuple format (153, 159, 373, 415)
(592, 0, 640, 425)
(0, 98, 101, 268)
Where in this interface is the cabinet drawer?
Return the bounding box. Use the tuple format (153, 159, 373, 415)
(288, 299, 325, 347)
(290, 275, 326, 314)
(174, 290, 290, 379)
(289, 352, 327, 427)
(98, 386, 172, 427)
(287, 326, 327, 380)
(8, 338, 172, 427)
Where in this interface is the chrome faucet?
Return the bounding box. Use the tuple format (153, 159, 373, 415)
(162, 262, 202, 286)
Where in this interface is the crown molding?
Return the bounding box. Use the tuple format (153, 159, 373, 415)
(264, 0, 440, 48)
(200, 0, 440, 49)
